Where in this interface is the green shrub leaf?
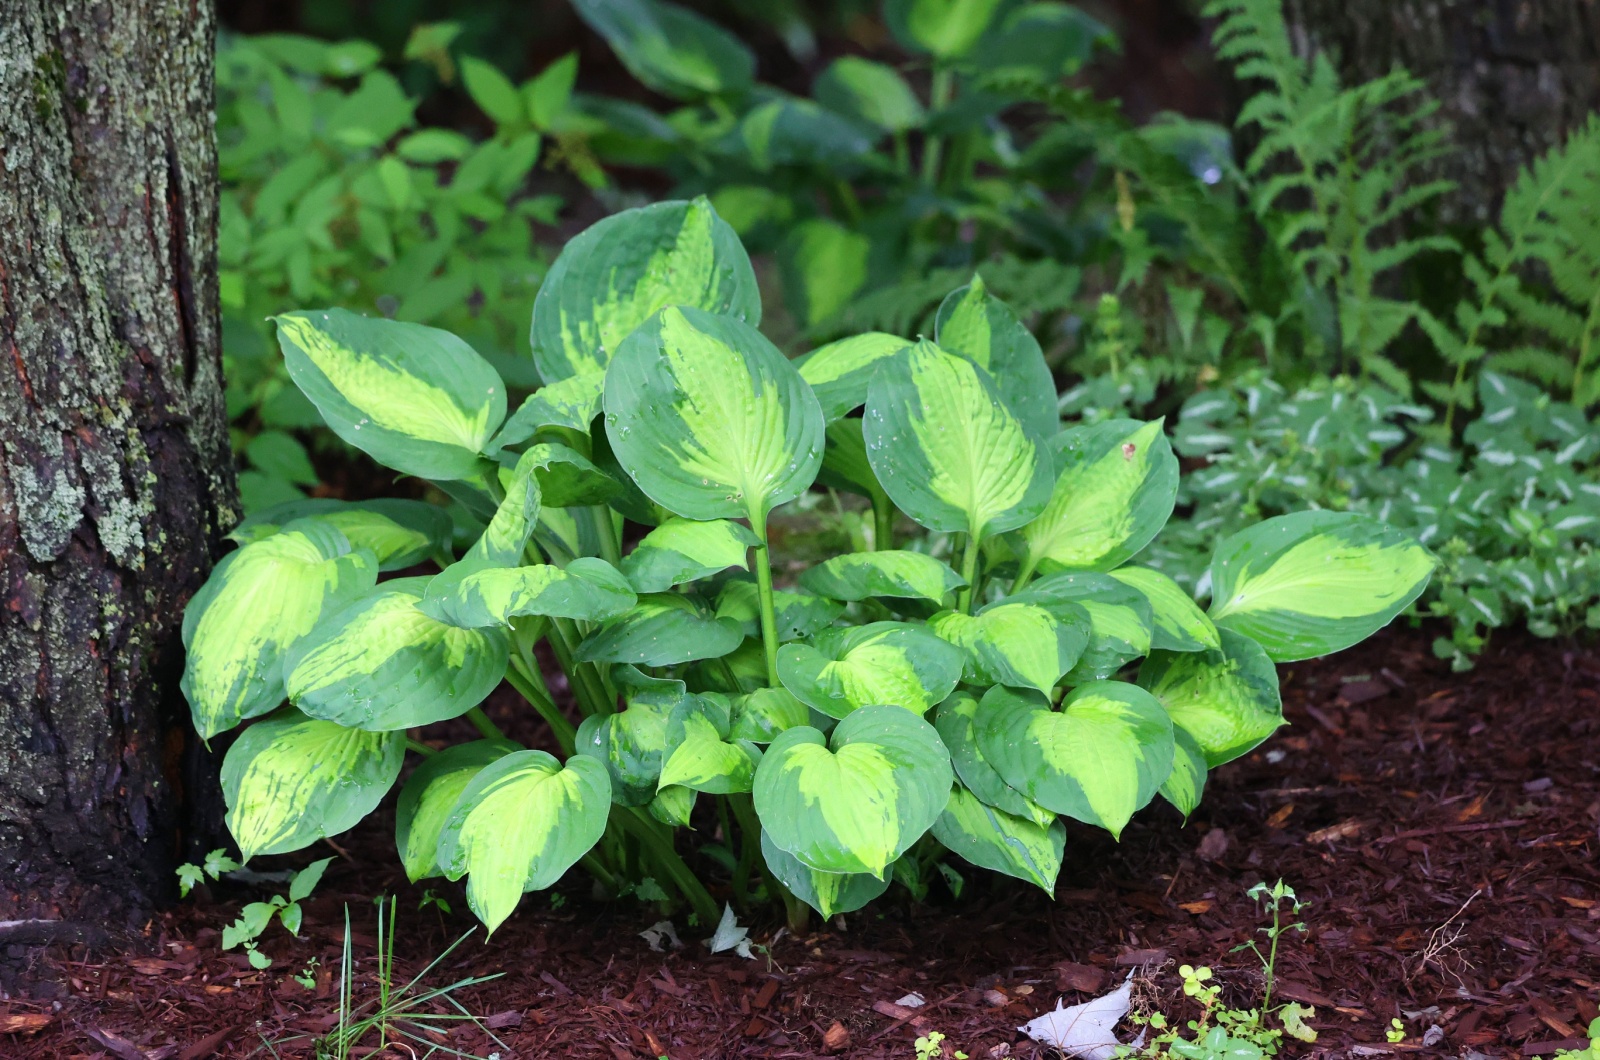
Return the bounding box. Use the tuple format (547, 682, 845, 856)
(759, 831, 890, 918)
(931, 783, 1066, 892)
(229, 498, 452, 572)
(659, 699, 760, 794)
(395, 739, 518, 882)
(1138, 627, 1285, 766)
(571, 0, 755, 100)
(576, 592, 744, 665)
(438, 558, 637, 629)
(800, 550, 965, 603)
(622, 517, 759, 593)
(1110, 565, 1220, 652)
(929, 600, 1088, 694)
(885, 0, 1006, 58)
(777, 621, 964, 719)
(934, 276, 1059, 440)
(1159, 727, 1209, 819)
(797, 332, 911, 422)
(933, 692, 1054, 826)
(1011, 571, 1154, 681)
(813, 57, 925, 132)
(730, 687, 811, 743)
(490, 373, 606, 453)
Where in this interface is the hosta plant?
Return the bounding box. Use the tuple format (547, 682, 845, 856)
(183, 198, 1435, 934)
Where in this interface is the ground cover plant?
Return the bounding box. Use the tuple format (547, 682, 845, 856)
(181, 197, 1435, 939)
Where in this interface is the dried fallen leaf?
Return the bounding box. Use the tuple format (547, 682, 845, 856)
(0, 1013, 51, 1034)
(1178, 900, 1213, 914)
(1265, 803, 1295, 828)
(823, 1021, 851, 1052)
(1305, 819, 1364, 844)
(1019, 973, 1133, 1060)
(1196, 828, 1229, 861)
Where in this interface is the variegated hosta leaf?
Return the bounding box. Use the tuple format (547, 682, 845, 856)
(933, 692, 1055, 827)
(575, 695, 674, 807)
(1159, 728, 1209, 819)
(274, 309, 505, 481)
(886, 0, 1005, 58)
(753, 704, 953, 877)
(649, 784, 697, 826)
(931, 783, 1066, 892)
(1016, 419, 1178, 575)
(183, 522, 379, 739)
(441, 558, 638, 629)
(1138, 627, 1284, 767)
(531, 197, 758, 383)
(715, 579, 842, 642)
(1011, 571, 1154, 682)
(659, 697, 761, 794)
(576, 592, 744, 666)
(797, 332, 910, 422)
(799, 550, 965, 604)
(817, 418, 890, 504)
(975, 682, 1175, 837)
(933, 275, 1058, 440)
(928, 601, 1088, 695)
(286, 578, 509, 730)
(419, 447, 543, 620)
(488, 372, 606, 453)
(571, 0, 754, 100)
(1208, 511, 1436, 662)
(436, 751, 611, 933)
(395, 739, 518, 882)
(508, 442, 621, 508)
(229, 498, 451, 572)
(864, 340, 1052, 540)
(759, 831, 889, 919)
(621, 517, 759, 593)
(777, 621, 964, 720)
(730, 687, 811, 743)
(222, 709, 404, 859)
(1109, 566, 1220, 653)
(604, 305, 824, 523)
(535, 504, 611, 566)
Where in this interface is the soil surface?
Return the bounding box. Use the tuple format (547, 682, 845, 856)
(3, 627, 1597, 1060)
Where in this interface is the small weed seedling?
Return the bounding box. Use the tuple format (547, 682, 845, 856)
(175, 847, 240, 897)
(1554, 1019, 1600, 1059)
(218, 857, 332, 970)
(915, 1030, 968, 1060)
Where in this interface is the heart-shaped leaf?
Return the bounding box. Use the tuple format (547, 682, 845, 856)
(571, 0, 755, 100)
(229, 498, 451, 572)
(659, 698, 760, 793)
(931, 783, 1066, 892)
(800, 550, 965, 603)
(575, 691, 679, 805)
(441, 557, 638, 629)
(730, 687, 811, 743)
(1011, 571, 1153, 682)
(885, 0, 1005, 58)
(394, 739, 518, 882)
(1159, 727, 1208, 819)
(797, 332, 910, 421)
(929, 600, 1088, 694)
(932, 691, 1054, 827)
(1138, 628, 1284, 766)
(759, 831, 890, 919)
(576, 593, 744, 666)
(622, 517, 759, 593)
(1109, 565, 1219, 652)
(777, 621, 964, 719)
(934, 275, 1058, 440)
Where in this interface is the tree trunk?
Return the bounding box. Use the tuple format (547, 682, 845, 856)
(1281, 0, 1600, 223)
(0, 0, 235, 936)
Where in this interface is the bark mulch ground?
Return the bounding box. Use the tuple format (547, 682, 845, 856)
(3, 627, 1597, 1059)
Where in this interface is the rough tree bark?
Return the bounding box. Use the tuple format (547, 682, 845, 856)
(1281, 0, 1600, 222)
(0, 0, 235, 935)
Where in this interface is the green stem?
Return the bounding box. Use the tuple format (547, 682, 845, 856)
(465, 707, 505, 742)
(506, 662, 575, 755)
(1011, 551, 1039, 594)
(749, 516, 781, 686)
(549, 617, 614, 717)
(729, 794, 761, 907)
(592, 506, 623, 568)
(404, 738, 437, 757)
(614, 808, 720, 927)
(579, 852, 620, 895)
(921, 66, 955, 186)
(956, 532, 983, 614)
(872, 492, 895, 552)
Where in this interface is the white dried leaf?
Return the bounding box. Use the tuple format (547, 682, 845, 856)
(708, 903, 754, 959)
(1018, 972, 1133, 1060)
(895, 992, 926, 1008)
(639, 920, 680, 952)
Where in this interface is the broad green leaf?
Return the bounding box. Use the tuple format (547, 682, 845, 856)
(659, 698, 760, 794)
(928, 600, 1087, 694)
(183, 522, 379, 739)
(530, 198, 758, 382)
(575, 689, 679, 804)
(576, 592, 744, 666)
(777, 621, 964, 720)
(797, 332, 910, 422)
(1208, 511, 1436, 661)
(622, 517, 759, 593)
(286, 579, 509, 730)
(650, 784, 697, 826)
(1110, 566, 1219, 652)
(489, 372, 606, 453)
(1011, 571, 1153, 681)
(223, 709, 404, 859)
(436, 750, 611, 932)
(460, 56, 523, 125)
(973, 2, 1114, 78)
(1016, 420, 1177, 575)
(419, 454, 545, 622)
(604, 305, 824, 523)
(274, 309, 505, 480)
(507, 442, 621, 507)
(932, 692, 1054, 827)
(800, 550, 964, 603)
(395, 740, 517, 882)
(715, 579, 842, 641)
(229, 497, 451, 572)
(975, 682, 1174, 837)
(885, 0, 1005, 57)
(571, 0, 754, 100)
(864, 340, 1052, 540)
(813, 57, 924, 132)
(817, 418, 890, 503)
(730, 687, 811, 743)
(438, 557, 637, 629)
(740, 96, 877, 169)
(781, 219, 870, 328)
(931, 783, 1065, 891)
(1159, 727, 1208, 819)
(754, 704, 952, 877)
(759, 831, 889, 919)
(1138, 628, 1284, 767)
(934, 276, 1058, 440)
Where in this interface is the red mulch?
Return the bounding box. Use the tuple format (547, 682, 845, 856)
(4, 627, 1597, 1059)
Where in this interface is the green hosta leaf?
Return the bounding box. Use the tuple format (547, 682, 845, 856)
(929, 600, 1088, 694)
(817, 418, 889, 502)
(813, 57, 924, 132)
(510, 442, 621, 508)
(1110, 566, 1219, 652)
(575, 689, 678, 804)
(438, 558, 637, 629)
(886, 0, 1005, 57)
(754, 704, 953, 877)
(419, 447, 543, 619)
(931, 783, 1066, 892)
(797, 333, 910, 422)
(436, 751, 611, 933)
(973, 1, 1114, 78)
(274, 309, 505, 481)
(777, 621, 964, 720)
(183, 522, 379, 739)
(759, 831, 889, 919)
(531, 198, 758, 382)
(864, 340, 1052, 540)
(286, 578, 509, 730)
(934, 276, 1058, 440)
(622, 517, 759, 593)
(576, 593, 744, 666)
(932, 692, 1054, 826)
(730, 687, 811, 743)
(649, 784, 697, 826)
(715, 579, 842, 641)
(1208, 511, 1437, 662)
(222, 709, 404, 859)
(1016, 420, 1177, 575)
(975, 682, 1174, 837)
(1159, 727, 1208, 819)
(781, 219, 871, 328)
(395, 740, 517, 882)
(1012, 571, 1153, 682)
(571, 0, 754, 100)
(229, 498, 451, 572)
(800, 551, 964, 604)
(1138, 628, 1284, 767)
(489, 372, 606, 454)
(604, 305, 824, 523)
(659, 699, 760, 794)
